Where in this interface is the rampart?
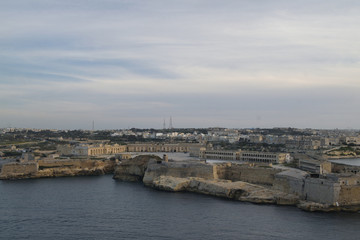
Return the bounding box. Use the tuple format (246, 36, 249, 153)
(215, 163, 282, 186)
(274, 170, 360, 206)
(143, 161, 215, 185)
(303, 177, 341, 204)
(273, 169, 307, 196)
(339, 185, 360, 205)
(0, 162, 39, 179)
(0, 159, 116, 180)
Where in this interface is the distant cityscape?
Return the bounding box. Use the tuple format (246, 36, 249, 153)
(2, 126, 360, 212)
(1, 126, 360, 167)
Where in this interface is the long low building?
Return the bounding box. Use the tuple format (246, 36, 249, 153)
(57, 143, 290, 164)
(57, 143, 205, 156)
(57, 144, 127, 156)
(298, 159, 332, 174)
(201, 150, 238, 161)
(200, 149, 290, 164)
(126, 143, 204, 153)
(239, 151, 290, 164)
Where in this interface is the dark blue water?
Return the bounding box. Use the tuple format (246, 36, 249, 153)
(1, 175, 360, 240)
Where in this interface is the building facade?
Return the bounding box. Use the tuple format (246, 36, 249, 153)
(201, 150, 238, 161)
(57, 143, 204, 156)
(57, 144, 126, 156)
(126, 143, 205, 153)
(238, 151, 290, 164)
(200, 149, 290, 164)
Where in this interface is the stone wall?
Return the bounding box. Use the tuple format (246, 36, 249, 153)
(113, 155, 161, 181)
(0, 162, 39, 179)
(273, 169, 308, 196)
(303, 178, 341, 205)
(1, 159, 115, 180)
(275, 174, 343, 205)
(38, 159, 103, 169)
(274, 170, 360, 206)
(215, 163, 281, 186)
(39, 159, 115, 173)
(339, 185, 360, 205)
(143, 161, 215, 186)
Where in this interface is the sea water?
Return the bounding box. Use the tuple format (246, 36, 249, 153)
(1, 175, 360, 240)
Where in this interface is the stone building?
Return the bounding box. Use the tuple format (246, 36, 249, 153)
(238, 151, 290, 164)
(200, 149, 290, 164)
(87, 144, 126, 156)
(201, 149, 238, 161)
(126, 143, 204, 153)
(331, 162, 360, 175)
(298, 159, 332, 174)
(57, 143, 205, 156)
(57, 144, 126, 156)
(189, 147, 206, 158)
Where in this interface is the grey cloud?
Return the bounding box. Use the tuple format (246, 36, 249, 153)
(1, 0, 360, 129)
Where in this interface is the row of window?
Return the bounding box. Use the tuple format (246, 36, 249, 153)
(205, 152, 235, 156)
(129, 147, 187, 152)
(241, 158, 276, 163)
(242, 153, 276, 158)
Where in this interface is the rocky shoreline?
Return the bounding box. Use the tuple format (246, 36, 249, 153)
(0, 159, 116, 180)
(2, 154, 360, 212)
(113, 155, 360, 212)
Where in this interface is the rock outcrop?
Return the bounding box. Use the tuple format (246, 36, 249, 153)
(112, 156, 360, 212)
(113, 155, 161, 181)
(297, 201, 360, 212)
(151, 176, 299, 205)
(143, 160, 214, 185)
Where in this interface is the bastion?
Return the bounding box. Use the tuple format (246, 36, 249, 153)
(113, 155, 360, 212)
(0, 158, 116, 180)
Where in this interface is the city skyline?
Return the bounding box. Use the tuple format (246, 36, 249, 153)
(1, 0, 360, 130)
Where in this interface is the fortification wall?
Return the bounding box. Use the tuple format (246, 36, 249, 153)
(0, 162, 39, 179)
(38, 159, 106, 169)
(338, 185, 360, 205)
(113, 155, 160, 181)
(273, 176, 304, 196)
(143, 161, 215, 185)
(1, 159, 115, 180)
(303, 178, 340, 205)
(273, 170, 308, 196)
(215, 163, 281, 186)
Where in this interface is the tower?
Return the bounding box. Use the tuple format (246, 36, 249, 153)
(169, 116, 173, 129)
(163, 118, 166, 129)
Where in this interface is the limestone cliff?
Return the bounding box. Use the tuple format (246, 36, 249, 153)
(114, 158, 298, 206)
(143, 160, 214, 185)
(296, 201, 360, 212)
(151, 176, 299, 205)
(112, 157, 360, 212)
(113, 155, 161, 181)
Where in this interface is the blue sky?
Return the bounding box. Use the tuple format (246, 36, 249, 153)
(1, 0, 360, 130)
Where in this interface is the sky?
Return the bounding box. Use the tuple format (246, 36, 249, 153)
(1, 0, 360, 130)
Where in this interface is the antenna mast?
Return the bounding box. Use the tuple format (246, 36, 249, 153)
(169, 116, 173, 129)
